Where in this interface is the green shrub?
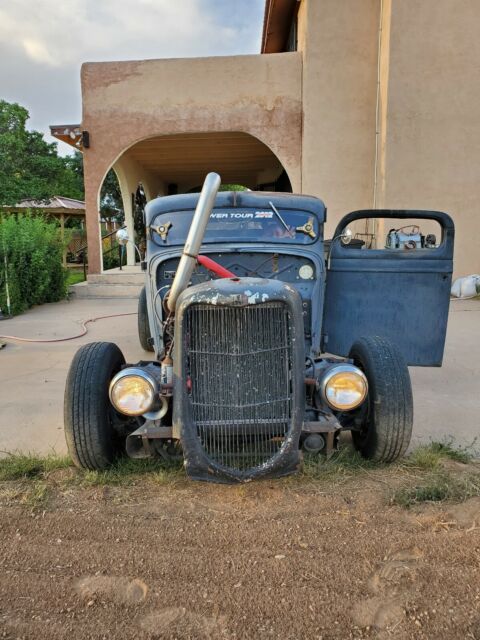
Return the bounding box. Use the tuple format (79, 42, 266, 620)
(102, 242, 121, 270)
(0, 212, 68, 315)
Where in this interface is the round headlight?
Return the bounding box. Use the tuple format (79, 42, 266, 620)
(299, 264, 314, 280)
(109, 369, 156, 416)
(321, 365, 368, 411)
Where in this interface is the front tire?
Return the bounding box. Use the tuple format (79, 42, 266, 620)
(349, 336, 413, 462)
(64, 342, 126, 470)
(138, 286, 154, 352)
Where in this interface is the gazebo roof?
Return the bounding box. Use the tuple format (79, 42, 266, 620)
(4, 196, 85, 216)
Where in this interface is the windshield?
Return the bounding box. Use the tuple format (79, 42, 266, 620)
(150, 207, 319, 246)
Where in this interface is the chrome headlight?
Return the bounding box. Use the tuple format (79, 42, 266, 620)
(320, 364, 368, 411)
(109, 368, 157, 416)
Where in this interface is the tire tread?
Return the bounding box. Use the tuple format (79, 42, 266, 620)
(350, 336, 413, 463)
(64, 341, 125, 470)
(138, 286, 154, 352)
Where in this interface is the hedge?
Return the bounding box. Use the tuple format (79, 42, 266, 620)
(0, 213, 68, 316)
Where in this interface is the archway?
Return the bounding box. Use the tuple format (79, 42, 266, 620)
(98, 131, 292, 269)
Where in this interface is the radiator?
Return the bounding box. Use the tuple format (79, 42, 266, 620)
(184, 303, 292, 470)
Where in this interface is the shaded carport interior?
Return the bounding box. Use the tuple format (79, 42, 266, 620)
(51, 128, 292, 267)
(123, 131, 290, 193)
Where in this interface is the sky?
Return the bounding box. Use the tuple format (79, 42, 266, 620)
(0, 0, 265, 154)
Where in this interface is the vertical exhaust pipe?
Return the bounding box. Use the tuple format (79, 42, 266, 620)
(167, 172, 221, 312)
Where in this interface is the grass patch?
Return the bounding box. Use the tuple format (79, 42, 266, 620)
(81, 457, 184, 487)
(300, 445, 378, 482)
(404, 440, 473, 470)
(0, 441, 477, 509)
(0, 453, 183, 490)
(0, 453, 184, 508)
(21, 481, 50, 507)
(392, 471, 480, 508)
(0, 480, 50, 508)
(66, 269, 85, 286)
(0, 453, 71, 481)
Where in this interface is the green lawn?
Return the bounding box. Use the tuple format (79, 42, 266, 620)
(66, 269, 85, 286)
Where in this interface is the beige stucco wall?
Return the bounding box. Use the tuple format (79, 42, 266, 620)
(81, 1, 479, 277)
(298, 0, 381, 239)
(375, 0, 480, 277)
(81, 53, 302, 272)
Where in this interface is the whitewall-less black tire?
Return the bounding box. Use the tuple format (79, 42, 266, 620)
(64, 341, 126, 470)
(138, 286, 154, 352)
(349, 336, 413, 462)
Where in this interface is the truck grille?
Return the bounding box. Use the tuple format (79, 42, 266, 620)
(184, 303, 293, 470)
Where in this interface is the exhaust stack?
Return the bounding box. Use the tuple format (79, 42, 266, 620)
(167, 172, 221, 312)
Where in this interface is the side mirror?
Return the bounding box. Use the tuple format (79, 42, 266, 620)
(340, 228, 353, 245)
(116, 229, 130, 246)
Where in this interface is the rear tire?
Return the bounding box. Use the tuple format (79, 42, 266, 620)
(64, 342, 126, 470)
(349, 336, 413, 462)
(138, 286, 153, 352)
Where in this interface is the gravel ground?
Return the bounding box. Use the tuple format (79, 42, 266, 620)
(0, 464, 479, 640)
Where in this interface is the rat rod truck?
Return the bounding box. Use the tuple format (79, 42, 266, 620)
(64, 173, 454, 483)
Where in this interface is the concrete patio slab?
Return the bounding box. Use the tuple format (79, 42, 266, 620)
(0, 296, 478, 457)
(0, 298, 141, 455)
(409, 298, 480, 453)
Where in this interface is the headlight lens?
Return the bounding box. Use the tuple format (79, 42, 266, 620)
(322, 365, 368, 411)
(109, 370, 156, 416)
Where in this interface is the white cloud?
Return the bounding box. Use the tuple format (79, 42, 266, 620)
(1, 0, 238, 65)
(21, 37, 58, 66)
(0, 0, 264, 152)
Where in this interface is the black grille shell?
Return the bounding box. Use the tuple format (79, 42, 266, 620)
(173, 278, 304, 483)
(185, 302, 292, 470)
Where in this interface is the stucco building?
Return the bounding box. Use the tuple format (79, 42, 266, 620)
(52, 0, 480, 277)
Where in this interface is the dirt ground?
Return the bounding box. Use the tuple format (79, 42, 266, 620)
(0, 462, 479, 640)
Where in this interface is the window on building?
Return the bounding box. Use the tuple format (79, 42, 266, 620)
(286, 17, 297, 52)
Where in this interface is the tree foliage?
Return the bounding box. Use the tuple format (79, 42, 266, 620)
(134, 185, 147, 241)
(0, 100, 84, 205)
(100, 169, 124, 224)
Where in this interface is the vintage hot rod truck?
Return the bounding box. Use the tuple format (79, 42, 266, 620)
(64, 173, 454, 482)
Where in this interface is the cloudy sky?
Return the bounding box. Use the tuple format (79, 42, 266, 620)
(0, 0, 265, 154)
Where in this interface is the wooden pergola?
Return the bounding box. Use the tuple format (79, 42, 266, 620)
(3, 196, 86, 266)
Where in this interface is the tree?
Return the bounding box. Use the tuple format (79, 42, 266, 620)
(0, 100, 84, 205)
(100, 169, 124, 224)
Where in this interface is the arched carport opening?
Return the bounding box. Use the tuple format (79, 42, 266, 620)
(98, 131, 292, 269)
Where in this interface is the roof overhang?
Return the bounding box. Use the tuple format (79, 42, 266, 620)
(50, 124, 83, 150)
(261, 0, 299, 53)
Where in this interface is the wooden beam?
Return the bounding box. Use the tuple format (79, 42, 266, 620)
(60, 213, 67, 268)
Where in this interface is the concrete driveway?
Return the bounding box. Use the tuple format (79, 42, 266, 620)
(0, 296, 478, 456)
